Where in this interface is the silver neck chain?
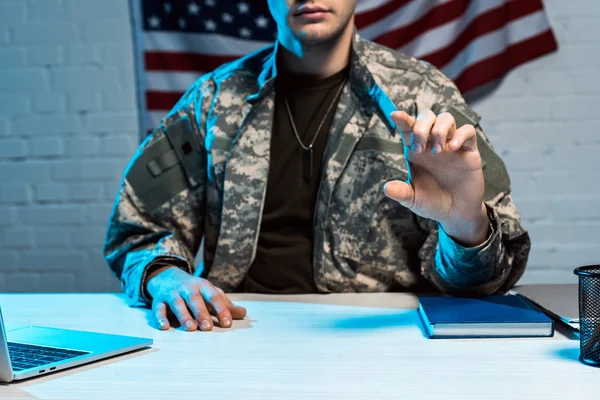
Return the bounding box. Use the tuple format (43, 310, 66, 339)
(283, 78, 348, 151)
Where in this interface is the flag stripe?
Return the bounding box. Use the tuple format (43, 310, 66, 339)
(146, 90, 184, 111)
(143, 31, 273, 53)
(355, 0, 417, 29)
(145, 71, 203, 92)
(370, 0, 471, 49)
(420, 0, 546, 68)
(391, 0, 505, 58)
(145, 51, 237, 72)
(441, 11, 552, 80)
(355, 0, 398, 14)
(454, 29, 557, 92)
(358, 0, 452, 41)
(146, 111, 168, 131)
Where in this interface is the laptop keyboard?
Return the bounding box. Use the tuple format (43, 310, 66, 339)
(8, 342, 89, 372)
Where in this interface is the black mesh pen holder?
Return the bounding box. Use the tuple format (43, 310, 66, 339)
(574, 265, 600, 367)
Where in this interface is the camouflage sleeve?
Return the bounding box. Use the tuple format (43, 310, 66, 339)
(103, 78, 213, 306)
(414, 66, 531, 296)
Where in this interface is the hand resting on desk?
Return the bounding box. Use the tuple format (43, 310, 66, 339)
(146, 267, 247, 332)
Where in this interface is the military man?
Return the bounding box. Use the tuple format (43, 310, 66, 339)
(104, 0, 531, 332)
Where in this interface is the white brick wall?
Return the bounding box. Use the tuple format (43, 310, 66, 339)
(0, 0, 598, 293)
(0, 0, 134, 292)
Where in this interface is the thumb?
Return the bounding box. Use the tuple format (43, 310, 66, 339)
(384, 180, 415, 209)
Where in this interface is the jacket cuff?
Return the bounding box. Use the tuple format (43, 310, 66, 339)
(121, 250, 191, 307)
(434, 205, 502, 289)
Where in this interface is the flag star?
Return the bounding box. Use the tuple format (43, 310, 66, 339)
(204, 19, 217, 31)
(205, 0, 216, 6)
(178, 18, 186, 28)
(239, 27, 252, 38)
(255, 15, 269, 29)
(238, 2, 250, 14)
(148, 15, 160, 28)
(188, 1, 200, 15)
(164, 3, 172, 13)
(222, 13, 233, 23)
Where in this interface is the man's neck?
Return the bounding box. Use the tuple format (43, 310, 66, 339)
(278, 24, 354, 79)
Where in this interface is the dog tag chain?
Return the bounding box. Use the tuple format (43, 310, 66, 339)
(283, 78, 347, 180)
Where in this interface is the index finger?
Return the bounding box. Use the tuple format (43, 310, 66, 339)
(391, 111, 416, 145)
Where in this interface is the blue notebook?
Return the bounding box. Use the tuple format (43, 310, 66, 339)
(417, 295, 554, 338)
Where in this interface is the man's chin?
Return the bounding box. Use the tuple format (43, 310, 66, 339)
(296, 27, 339, 45)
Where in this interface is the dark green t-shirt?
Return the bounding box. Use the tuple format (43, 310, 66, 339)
(239, 66, 349, 294)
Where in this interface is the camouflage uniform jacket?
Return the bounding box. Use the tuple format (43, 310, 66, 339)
(104, 33, 531, 307)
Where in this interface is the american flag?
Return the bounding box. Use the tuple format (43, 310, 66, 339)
(132, 0, 558, 134)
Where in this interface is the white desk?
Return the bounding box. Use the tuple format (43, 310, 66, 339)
(0, 292, 596, 400)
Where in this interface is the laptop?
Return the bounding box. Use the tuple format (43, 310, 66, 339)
(0, 306, 152, 382)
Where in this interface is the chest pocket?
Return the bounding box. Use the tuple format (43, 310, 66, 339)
(331, 134, 409, 263)
(349, 135, 408, 203)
